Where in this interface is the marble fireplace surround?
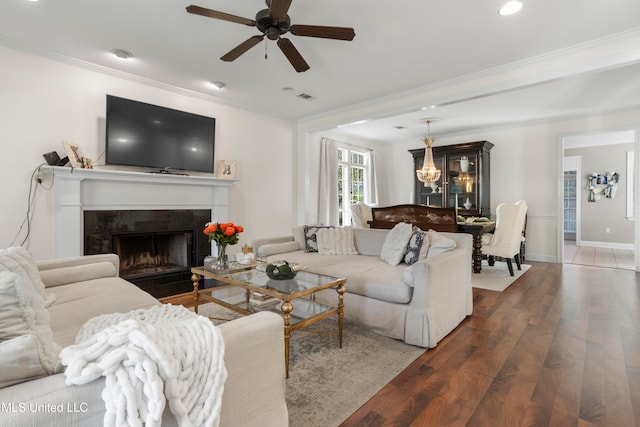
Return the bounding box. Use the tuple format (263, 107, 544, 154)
(48, 166, 234, 259)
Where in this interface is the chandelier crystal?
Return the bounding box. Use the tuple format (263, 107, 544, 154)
(416, 120, 441, 186)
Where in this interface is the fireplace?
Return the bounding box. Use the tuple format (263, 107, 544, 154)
(84, 209, 210, 298)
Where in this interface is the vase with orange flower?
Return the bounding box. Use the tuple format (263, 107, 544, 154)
(203, 222, 244, 269)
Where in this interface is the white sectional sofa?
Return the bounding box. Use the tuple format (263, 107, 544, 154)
(0, 251, 288, 427)
(253, 226, 473, 348)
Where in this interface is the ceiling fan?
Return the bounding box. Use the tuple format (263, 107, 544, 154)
(186, 0, 355, 72)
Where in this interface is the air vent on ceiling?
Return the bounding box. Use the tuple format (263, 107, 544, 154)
(394, 126, 408, 130)
(297, 93, 314, 100)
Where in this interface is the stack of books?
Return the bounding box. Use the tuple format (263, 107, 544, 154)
(249, 292, 279, 308)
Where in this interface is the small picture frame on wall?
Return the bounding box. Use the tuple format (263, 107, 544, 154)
(63, 140, 92, 168)
(217, 160, 236, 179)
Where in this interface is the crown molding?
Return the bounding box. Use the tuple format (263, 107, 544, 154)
(297, 27, 640, 133)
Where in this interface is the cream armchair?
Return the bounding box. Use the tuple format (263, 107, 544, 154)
(481, 202, 528, 276)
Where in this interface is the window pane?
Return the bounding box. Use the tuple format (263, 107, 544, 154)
(350, 151, 365, 165)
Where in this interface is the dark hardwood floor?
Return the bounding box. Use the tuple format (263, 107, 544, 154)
(341, 262, 640, 427)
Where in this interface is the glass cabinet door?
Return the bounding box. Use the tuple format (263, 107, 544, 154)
(447, 154, 478, 212)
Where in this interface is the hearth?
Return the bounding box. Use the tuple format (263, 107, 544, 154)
(84, 209, 210, 298)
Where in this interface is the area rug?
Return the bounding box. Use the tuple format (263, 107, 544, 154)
(471, 260, 531, 291)
(193, 303, 425, 427)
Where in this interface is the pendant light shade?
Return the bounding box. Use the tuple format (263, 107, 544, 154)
(416, 120, 441, 186)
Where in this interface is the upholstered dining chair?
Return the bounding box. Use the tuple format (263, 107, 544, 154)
(515, 199, 528, 261)
(481, 202, 528, 276)
(350, 201, 372, 228)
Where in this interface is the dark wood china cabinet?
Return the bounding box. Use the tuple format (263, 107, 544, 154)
(409, 141, 493, 217)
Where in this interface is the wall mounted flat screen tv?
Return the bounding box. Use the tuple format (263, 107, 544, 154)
(106, 95, 216, 173)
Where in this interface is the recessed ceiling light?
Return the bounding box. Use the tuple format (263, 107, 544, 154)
(209, 81, 226, 90)
(499, 1, 523, 16)
(111, 48, 134, 60)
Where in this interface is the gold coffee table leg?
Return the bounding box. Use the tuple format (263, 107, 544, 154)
(337, 283, 346, 348)
(281, 301, 293, 378)
(191, 273, 201, 313)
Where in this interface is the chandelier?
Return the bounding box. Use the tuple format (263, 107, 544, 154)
(453, 156, 474, 192)
(416, 120, 441, 186)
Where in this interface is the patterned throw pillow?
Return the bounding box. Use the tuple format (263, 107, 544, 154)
(403, 227, 428, 265)
(303, 225, 334, 253)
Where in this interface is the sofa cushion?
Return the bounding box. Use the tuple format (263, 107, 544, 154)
(48, 276, 159, 347)
(264, 251, 412, 304)
(353, 228, 389, 256)
(380, 222, 413, 266)
(303, 225, 334, 253)
(316, 227, 358, 255)
(427, 230, 457, 258)
(0, 271, 61, 388)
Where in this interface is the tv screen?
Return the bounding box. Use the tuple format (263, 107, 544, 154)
(105, 95, 216, 173)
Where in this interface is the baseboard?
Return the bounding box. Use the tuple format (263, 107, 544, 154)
(578, 240, 634, 250)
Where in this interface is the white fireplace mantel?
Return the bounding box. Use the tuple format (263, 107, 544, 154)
(46, 166, 235, 258)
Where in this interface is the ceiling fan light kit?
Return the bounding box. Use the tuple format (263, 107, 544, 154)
(186, 0, 355, 72)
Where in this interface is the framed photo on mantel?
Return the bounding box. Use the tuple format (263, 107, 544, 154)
(217, 160, 236, 179)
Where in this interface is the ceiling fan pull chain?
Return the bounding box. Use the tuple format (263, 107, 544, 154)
(265, 39, 268, 60)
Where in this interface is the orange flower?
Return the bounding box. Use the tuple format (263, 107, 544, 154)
(204, 221, 244, 246)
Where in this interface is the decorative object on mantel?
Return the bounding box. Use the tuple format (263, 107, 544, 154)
(217, 160, 236, 179)
(203, 222, 244, 269)
(62, 140, 92, 169)
(587, 172, 619, 202)
(416, 119, 441, 186)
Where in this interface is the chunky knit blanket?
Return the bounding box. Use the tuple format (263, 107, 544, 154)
(60, 304, 227, 427)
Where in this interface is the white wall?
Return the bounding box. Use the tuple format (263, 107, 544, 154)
(0, 46, 296, 260)
(379, 110, 640, 262)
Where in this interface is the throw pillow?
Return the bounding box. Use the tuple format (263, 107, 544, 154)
(0, 246, 55, 307)
(303, 225, 334, 253)
(380, 222, 413, 266)
(403, 227, 429, 265)
(426, 230, 457, 258)
(0, 271, 62, 388)
(316, 227, 358, 255)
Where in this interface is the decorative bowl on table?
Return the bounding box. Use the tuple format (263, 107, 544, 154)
(257, 260, 304, 280)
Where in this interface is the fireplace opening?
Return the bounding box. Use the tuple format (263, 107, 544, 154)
(84, 209, 211, 298)
(114, 230, 193, 279)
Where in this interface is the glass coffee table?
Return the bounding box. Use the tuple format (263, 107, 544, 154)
(191, 265, 347, 377)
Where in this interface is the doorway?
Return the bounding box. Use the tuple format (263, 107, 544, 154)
(561, 130, 636, 270)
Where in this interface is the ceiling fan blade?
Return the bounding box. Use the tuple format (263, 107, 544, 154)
(186, 5, 256, 26)
(221, 35, 265, 61)
(290, 25, 355, 41)
(269, 0, 293, 20)
(277, 38, 309, 72)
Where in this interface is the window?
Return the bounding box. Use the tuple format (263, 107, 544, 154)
(337, 147, 369, 226)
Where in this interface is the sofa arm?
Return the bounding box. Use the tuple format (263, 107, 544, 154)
(37, 254, 120, 288)
(251, 236, 295, 257)
(0, 312, 288, 427)
(217, 311, 288, 427)
(405, 233, 473, 347)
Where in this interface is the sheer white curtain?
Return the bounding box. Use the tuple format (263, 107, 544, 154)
(365, 150, 379, 206)
(318, 138, 339, 226)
